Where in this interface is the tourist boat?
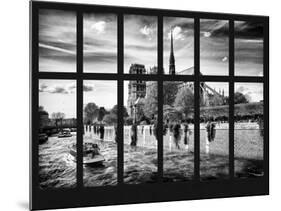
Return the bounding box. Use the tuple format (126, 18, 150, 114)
(39, 133, 48, 144)
(69, 142, 105, 165)
(58, 130, 72, 138)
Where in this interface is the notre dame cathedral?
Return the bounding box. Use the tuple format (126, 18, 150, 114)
(127, 30, 227, 117)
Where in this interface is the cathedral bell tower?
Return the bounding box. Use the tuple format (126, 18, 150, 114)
(169, 28, 176, 75)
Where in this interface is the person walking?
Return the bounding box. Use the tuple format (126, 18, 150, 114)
(99, 124, 105, 141)
(183, 122, 190, 150)
(205, 121, 211, 153)
(114, 125, 118, 143)
(173, 121, 182, 149)
(130, 122, 138, 147)
(168, 120, 173, 151)
(210, 122, 216, 142)
(205, 121, 216, 153)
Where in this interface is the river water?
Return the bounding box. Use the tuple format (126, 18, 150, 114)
(39, 128, 263, 189)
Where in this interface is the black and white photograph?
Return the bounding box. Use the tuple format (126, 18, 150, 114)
(200, 82, 229, 180)
(124, 15, 157, 74)
(29, 2, 270, 210)
(200, 19, 229, 75)
(38, 80, 77, 189)
(83, 80, 118, 186)
(123, 79, 158, 184)
(234, 83, 264, 178)
(39, 9, 76, 72)
(163, 17, 194, 75)
(163, 81, 194, 181)
(235, 21, 263, 76)
(83, 13, 117, 73)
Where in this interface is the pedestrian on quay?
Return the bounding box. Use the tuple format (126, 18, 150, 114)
(130, 121, 138, 148)
(152, 118, 159, 142)
(205, 120, 216, 153)
(168, 119, 174, 151)
(183, 121, 190, 150)
(173, 121, 182, 149)
(114, 125, 118, 143)
(99, 124, 105, 141)
(97, 125, 100, 136)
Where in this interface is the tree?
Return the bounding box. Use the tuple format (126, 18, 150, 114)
(38, 106, 49, 130)
(208, 94, 224, 106)
(143, 82, 158, 119)
(163, 81, 179, 106)
(51, 112, 65, 130)
(103, 113, 117, 125)
(234, 92, 249, 104)
(97, 107, 107, 122)
(174, 86, 194, 119)
(84, 103, 99, 124)
(163, 105, 183, 122)
(103, 105, 129, 125)
(110, 105, 129, 118)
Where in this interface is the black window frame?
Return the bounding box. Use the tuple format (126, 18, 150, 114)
(30, 1, 269, 210)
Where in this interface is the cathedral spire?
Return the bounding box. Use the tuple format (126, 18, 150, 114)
(169, 28, 176, 75)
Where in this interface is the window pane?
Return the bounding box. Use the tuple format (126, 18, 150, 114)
(39, 10, 76, 72)
(38, 80, 77, 188)
(163, 81, 194, 181)
(200, 82, 229, 180)
(124, 80, 158, 184)
(164, 17, 194, 75)
(200, 19, 229, 75)
(124, 15, 157, 74)
(83, 80, 117, 186)
(234, 83, 264, 178)
(83, 13, 117, 73)
(235, 21, 263, 76)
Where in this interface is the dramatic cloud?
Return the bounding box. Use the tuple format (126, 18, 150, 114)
(235, 21, 263, 76)
(39, 81, 76, 94)
(163, 17, 194, 74)
(234, 21, 263, 39)
(39, 80, 76, 118)
(124, 15, 157, 73)
(39, 83, 48, 92)
(203, 31, 211, 37)
(84, 13, 117, 73)
(199, 19, 229, 75)
(83, 84, 94, 92)
(39, 9, 76, 72)
(222, 56, 228, 62)
(91, 21, 106, 34)
(140, 25, 154, 39)
(39, 43, 75, 55)
(167, 26, 185, 41)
